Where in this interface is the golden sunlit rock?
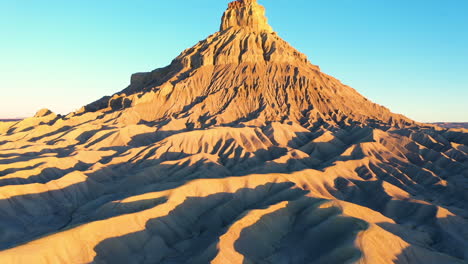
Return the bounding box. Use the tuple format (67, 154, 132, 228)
(221, 0, 274, 33)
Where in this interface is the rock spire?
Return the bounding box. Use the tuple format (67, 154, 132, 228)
(220, 0, 273, 33)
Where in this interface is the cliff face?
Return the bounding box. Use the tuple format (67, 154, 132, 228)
(220, 0, 274, 32)
(82, 0, 413, 129)
(0, 1, 467, 263)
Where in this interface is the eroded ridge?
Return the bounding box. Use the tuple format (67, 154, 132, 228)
(221, 0, 273, 32)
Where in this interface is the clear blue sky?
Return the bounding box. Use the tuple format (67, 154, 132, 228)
(0, 0, 467, 122)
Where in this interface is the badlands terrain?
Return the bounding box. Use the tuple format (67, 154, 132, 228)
(0, 0, 467, 263)
(432, 123, 468, 130)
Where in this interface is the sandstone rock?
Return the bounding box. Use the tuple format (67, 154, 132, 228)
(81, 0, 412, 129)
(34, 108, 53, 117)
(220, 0, 274, 33)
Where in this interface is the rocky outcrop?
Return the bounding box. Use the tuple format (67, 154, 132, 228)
(221, 0, 273, 33)
(34, 108, 53, 117)
(81, 0, 413, 130)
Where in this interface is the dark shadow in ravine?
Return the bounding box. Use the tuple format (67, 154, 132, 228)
(0, 123, 465, 256)
(0, 140, 11, 146)
(331, 177, 468, 262)
(0, 162, 46, 177)
(234, 196, 367, 264)
(385, 215, 468, 264)
(90, 182, 367, 264)
(0, 162, 91, 187)
(28, 126, 74, 143)
(0, 146, 78, 165)
(0, 152, 243, 250)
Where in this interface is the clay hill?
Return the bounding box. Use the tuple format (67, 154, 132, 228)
(0, 1, 467, 263)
